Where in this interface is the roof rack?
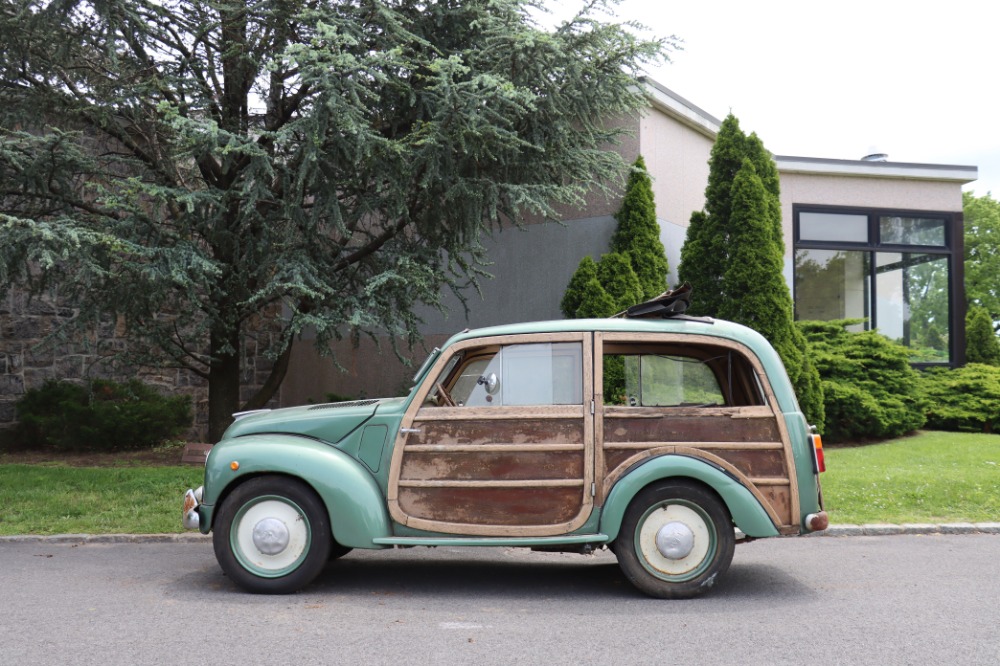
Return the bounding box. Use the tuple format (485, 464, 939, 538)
(620, 283, 693, 319)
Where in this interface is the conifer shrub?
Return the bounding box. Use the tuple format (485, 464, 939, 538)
(573, 278, 618, 318)
(920, 364, 1000, 433)
(15, 379, 192, 451)
(596, 252, 644, 313)
(560, 256, 600, 319)
(799, 320, 926, 442)
(610, 155, 668, 300)
(965, 305, 1000, 365)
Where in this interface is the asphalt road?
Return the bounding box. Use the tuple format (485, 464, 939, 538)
(1, 534, 998, 665)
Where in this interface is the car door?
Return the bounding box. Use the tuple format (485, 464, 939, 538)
(387, 332, 595, 537)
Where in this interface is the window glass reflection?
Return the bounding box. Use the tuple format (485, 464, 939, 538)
(879, 216, 946, 247)
(799, 212, 869, 243)
(875, 254, 950, 362)
(794, 249, 870, 331)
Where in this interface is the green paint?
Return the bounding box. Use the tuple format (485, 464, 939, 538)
(600, 455, 780, 540)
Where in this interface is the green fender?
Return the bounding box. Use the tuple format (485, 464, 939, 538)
(201, 434, 391, 549)
(599, 454, 780, 540)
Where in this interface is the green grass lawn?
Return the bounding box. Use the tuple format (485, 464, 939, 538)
(0, 431, 998, 535)
(822, 431, 1000, 524)
(0, 465, 203, 535)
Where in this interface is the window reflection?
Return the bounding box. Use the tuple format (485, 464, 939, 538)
(794, 208, 954, 364)
(794, 249, 869, 331)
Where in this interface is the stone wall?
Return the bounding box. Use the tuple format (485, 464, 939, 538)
(0, 289, 283, 443)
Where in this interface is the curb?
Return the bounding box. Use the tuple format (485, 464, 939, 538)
(2, 525, 1000, 543)
(806, 522, 1000, 537)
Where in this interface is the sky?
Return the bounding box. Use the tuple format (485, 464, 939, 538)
(546, 0, 998, 197)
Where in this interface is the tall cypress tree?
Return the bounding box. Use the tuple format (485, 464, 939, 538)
(679, 115, 825, 430)
(611, 156, 669, 299)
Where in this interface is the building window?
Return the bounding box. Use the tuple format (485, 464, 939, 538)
(793, 206, 962, 365)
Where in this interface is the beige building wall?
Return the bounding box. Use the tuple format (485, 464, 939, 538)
(638, 82, 718, 285)
(779, 172, 966, 259)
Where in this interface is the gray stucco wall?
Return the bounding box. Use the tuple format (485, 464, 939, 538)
(415, 215, 619, 333)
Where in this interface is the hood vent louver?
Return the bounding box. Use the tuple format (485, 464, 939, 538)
(308, 399, 379, 411)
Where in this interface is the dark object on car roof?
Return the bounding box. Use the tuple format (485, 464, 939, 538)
(624, 283, 693, 319)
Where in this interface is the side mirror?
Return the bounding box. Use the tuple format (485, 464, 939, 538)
(477, 372, 500, 395)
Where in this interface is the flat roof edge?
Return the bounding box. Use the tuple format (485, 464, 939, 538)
(776, 155, 978, 183)
(640, 76, 721, 139)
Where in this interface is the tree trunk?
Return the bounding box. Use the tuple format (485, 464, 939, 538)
(241, 339, 293, 411)
(207, 328, 242, 442)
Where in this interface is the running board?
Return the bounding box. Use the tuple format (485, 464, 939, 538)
(372, 534, 609, 548)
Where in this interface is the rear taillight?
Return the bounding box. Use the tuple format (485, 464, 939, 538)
(811, 433, 826, 473)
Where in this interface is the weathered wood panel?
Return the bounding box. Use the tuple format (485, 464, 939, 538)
(603, 414, 781, 444)
(397, 487, 583, 525)
(756, 483, 792, 525)
(600, 409, 792, 528)
(398, 416, 587, 527)
(706, 448, 787, 478)
(400, 450, 584, 481)
(407, 418, 584, 446)
(602, 447, 786, 482)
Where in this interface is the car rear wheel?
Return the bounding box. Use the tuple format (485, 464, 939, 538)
(615, 480, 735, 599)
(213, 476, 331, 594)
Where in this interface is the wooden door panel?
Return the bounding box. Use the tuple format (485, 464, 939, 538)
(388, 332, 594, 537)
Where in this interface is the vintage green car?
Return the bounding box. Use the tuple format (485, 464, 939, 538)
(183, 302, 827, 598)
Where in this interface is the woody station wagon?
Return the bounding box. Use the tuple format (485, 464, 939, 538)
(183, 293, 828, 598)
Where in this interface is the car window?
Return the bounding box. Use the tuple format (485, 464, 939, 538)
(435, 342, 583, 407)
(603, 345, 765, 408)
(625, 354, 725, 406)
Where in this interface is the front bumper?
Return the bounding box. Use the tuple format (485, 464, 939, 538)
(183, 487, 204, 530)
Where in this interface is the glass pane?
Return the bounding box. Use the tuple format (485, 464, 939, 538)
(799, 212, 869, 243)
(451, 356, 495, 406)
(875, 253, 950, 362)
(794, 249, 870, 331)
(879, 216, 946, 246)
(502, 342, 583, 406)
(615, 355, 724, 407)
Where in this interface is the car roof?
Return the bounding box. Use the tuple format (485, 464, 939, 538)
(447, 316, 762, 346)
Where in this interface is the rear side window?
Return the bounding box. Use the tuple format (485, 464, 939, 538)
(604, 344, 765, 408)
(624, 354, 726, 407)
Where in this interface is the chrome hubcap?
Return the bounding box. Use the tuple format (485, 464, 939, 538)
(655, 521, 695, 560)
(252, 517, 290, 555)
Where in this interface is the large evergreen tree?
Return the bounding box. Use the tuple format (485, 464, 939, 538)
(964, 191, 1000, 325)
(0, 0, 669, 439)
(610, 155, 668, 299)
(678, 115, 824, 429)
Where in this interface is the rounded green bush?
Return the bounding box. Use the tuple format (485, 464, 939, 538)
(15, 379, 192, 451)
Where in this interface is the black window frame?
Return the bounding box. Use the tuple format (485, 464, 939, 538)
(793, 204, 965, 367)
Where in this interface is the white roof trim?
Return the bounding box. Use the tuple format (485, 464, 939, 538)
(641, 77, 720, 139)
(776, 155, 978, 184)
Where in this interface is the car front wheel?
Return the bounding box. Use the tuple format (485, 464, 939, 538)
(615, 480, 735, 599)
(213, 476, 332, 594)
